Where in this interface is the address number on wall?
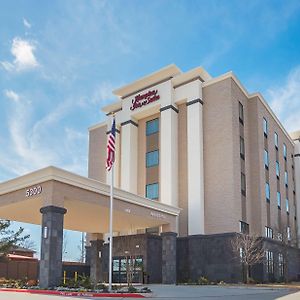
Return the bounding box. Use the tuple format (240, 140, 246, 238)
(25, 185, 43, 197)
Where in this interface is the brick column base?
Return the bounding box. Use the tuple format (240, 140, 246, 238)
(39, 205, 67, 288)
(90, 240, 104, 284)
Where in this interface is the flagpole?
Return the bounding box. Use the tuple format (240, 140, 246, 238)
(108, 123, 114, 292)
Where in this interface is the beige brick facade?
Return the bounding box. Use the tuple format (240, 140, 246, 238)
(88, 64, 299, 242)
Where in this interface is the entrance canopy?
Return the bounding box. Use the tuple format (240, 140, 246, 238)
(0, 167, 180, 234)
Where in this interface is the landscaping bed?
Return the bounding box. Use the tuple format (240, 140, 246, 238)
(0, 277, 152, 298)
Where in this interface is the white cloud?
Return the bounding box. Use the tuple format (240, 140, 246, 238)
(267, 66, 300, 133)
(4, 89, 20, 102)
(91, 81, 118, 105)
(23, 18, 31, 29)
(1, 37, 39, 72)
(0, 93, 90, 179)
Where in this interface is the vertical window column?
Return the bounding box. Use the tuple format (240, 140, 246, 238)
(239, 102, 247, 225)
(294, 141, 300, 242)
(263, 117, 271, 228)
(145, 118, 159, 200)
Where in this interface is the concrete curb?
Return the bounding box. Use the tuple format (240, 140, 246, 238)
(0, 288, 146, 298)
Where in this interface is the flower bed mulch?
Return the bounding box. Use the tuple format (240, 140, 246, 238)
(0, 288, 147, 298)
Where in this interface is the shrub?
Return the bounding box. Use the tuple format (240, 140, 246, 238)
(128, 285, 138, 293)
(198, 276, 209, 285)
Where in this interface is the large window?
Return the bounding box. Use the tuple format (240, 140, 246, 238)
(265, 182, 270, 202)
(276, 161, 280, 178)
(284, 171, 288, 186)
(241, 173, 246, 196)
(287, 226, 291, 241)
(112, 256, 143, 283)
(283, 143, 287, 160)
(265, 226, 273, 239)
(274, 132, 279, 149)
(277, 191, 281, 208)
(263, 118, 268, 137)
(239, 221, 249, 234)
(266, 250, 274, 275)
(146, 118, 159, 136)
(240, 137, 245, 159)
(146, 150, 159, 167)
(278, 253, 284, 278)
(264, 150, 269, 169)
(286, 198, 289, 213)
(239, 102, 244, 124)
(146, 183, 159, 200)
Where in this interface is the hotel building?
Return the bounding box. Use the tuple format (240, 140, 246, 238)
(89, 64, 299, 241)
(1, 64, 300, 286)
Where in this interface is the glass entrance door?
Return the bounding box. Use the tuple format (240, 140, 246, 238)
(112, 256, 143, 283)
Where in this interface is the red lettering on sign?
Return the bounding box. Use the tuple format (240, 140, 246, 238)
(130, 90, 160, 111)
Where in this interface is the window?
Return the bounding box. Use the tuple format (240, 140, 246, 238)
(146, 183, 159, 200)
(286, 198, 289, 213)
(283, 144, 287, 160)
(274, 132, 279, 149)
(146, 118, 159, 136)
(266, 250, 274, 274)
(265, 183, 270, 202)
(263, 118, 268, 137)
(277, 191, 281, 208)
(240, 137, 245, 159)
(276, 161, 280, 178)
(239, 248, 244, 261)
(239, 221, 249, 234)
(264, 150, 269, 169)
(146, 150, 159, 167)
(284, 171, 288, 186)
(265, 226, 273, 239)
(287, 227, 291, 241)
(241, 173, 246, 196)
(278, 253, 284, 278)
(239, 102, 244, 124)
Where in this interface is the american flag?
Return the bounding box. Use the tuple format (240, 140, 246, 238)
(106, 118, 116, 171)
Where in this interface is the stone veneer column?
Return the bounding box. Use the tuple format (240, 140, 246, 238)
(160, 106, 179, 207)
(294, 141, 300, 242)
(120, 120, 138, 193)
(187, 98, 205, 235)
(161, 232, 177, 284)
(90, 238, 105, 284)
(39, 205, 67, 288)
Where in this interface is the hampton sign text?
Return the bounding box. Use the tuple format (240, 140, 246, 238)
(130, 90, 160, 111)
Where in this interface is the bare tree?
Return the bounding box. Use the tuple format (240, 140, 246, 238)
(19, 238, 37, 251)
(273, 226, 298, 282)
(231, 234, 265, 283)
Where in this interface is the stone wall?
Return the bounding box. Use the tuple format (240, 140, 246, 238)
(177, 233, 242, 283)
(90, 232, 300, 284)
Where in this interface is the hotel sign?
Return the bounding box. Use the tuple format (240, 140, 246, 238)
(130, 90, 160, 111)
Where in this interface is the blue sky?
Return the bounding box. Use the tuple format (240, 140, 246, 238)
(1, 0, 300, 260)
